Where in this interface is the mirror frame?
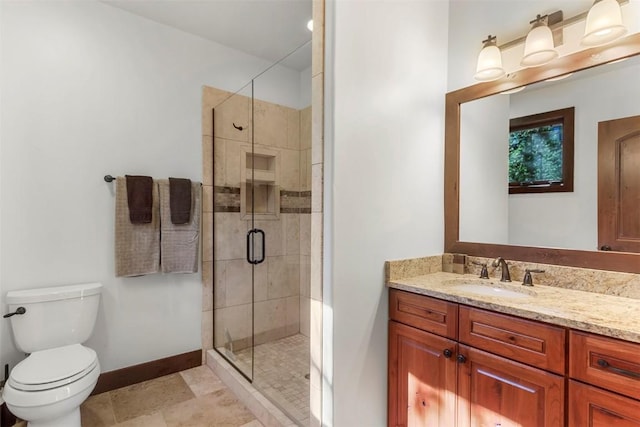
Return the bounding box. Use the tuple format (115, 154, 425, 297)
(445, 32, 640, 274)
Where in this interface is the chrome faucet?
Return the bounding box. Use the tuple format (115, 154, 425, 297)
(492, 257, 511, 282)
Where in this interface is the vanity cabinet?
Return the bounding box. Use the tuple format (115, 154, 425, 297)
(388, 321, 456, 426)
(568, 331, 640, 426)
(388, 289, 564, 427)
(388, 290, 458, 426)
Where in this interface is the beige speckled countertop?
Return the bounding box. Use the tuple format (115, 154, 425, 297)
(388, 272, 640, 344)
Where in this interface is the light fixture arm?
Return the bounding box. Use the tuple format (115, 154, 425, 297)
(482, 35, 497, 46)
(529, 14, 548, 27)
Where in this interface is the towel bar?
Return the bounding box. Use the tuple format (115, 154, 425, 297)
(104, 175, 202, 185)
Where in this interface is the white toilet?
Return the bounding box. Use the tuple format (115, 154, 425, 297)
(2, 282, 102, 427)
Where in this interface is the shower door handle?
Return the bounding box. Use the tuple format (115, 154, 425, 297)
(255, 229, 265, 264)
(246, 228, 266, 265)
(246, 230, 255, 264)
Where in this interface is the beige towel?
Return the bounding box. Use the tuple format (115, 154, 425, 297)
(159, 179, 201, 273)
(115, 177, 160, 277)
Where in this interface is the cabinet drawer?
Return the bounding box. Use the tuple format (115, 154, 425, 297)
(459, 306, 566, 374)
(570, 331, 640, 400)
(569, 380, 640, 426)
(389, 289, 458, 339)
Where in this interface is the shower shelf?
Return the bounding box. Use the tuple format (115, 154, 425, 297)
(240, 148, 280, 220)
(245, 169, 276, 183)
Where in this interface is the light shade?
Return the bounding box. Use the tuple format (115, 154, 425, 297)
(521, 22, 558, 67)
(474, 38, 505, 81)
(581, 0, 627, 47)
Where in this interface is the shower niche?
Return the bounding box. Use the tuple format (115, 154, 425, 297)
(241, 149, 280, 220)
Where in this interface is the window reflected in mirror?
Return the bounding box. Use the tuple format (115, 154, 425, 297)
(508, 107, 574, 194)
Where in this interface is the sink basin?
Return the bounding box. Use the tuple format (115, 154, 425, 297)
(445, 281, 536, 299)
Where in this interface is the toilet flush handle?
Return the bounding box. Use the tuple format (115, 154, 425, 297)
(3, 307, 26, 318)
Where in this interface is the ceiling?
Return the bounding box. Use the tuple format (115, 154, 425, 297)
(102, 0, 313, 71)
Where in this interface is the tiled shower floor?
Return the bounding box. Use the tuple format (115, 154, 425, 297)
(235, 334, 310, 425)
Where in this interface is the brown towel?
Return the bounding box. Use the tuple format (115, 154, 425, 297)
(169, 177, 192, 224)
(115, 177, 160, 277)
(126, 175, 153, 223)
(158, 179, 201, 274)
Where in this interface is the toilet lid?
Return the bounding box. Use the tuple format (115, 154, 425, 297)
(9, 344, 98, 391)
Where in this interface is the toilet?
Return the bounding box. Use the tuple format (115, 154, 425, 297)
(2, 283, 102, 427)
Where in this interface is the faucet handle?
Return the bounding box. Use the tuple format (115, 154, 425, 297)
(470, 261, 489, 279)
(522, 269, 545, 286)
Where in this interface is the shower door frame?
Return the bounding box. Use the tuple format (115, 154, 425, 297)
(211, 83, 261, 383)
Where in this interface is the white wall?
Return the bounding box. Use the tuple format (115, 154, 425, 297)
(0, 0, 304, 372)
(508, 61, 640, 249)
(459, 96, 510, 244)
(328, 0, 449, 425)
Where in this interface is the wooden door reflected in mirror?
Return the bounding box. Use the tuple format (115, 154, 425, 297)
(598, 114, 640, 253)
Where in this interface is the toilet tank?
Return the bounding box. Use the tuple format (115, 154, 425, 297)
(5, 283, 102, 353)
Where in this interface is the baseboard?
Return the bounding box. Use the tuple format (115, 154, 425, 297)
(92, 349, 202, 395)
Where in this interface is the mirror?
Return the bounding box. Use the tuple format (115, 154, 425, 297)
(445, 32, 640, 273)
(459, 54, 640, 251)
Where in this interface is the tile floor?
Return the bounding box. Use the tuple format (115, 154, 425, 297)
(12, 365, 264, 427)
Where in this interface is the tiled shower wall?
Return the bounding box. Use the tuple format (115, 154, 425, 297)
(201, 86, 312, 354)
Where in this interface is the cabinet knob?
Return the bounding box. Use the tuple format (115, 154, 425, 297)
(443, 349, 453, 358)
(456, 354, 467, 364)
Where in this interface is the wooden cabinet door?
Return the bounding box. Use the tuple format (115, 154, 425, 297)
(569, 380, 640, 426)
(598, 114, 640, 252)
(388, 321, 457, 427)
(457, 345, 564, 427)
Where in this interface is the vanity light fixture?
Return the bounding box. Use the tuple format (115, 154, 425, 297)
(474, 35, 505, 82)
(521, 14, 559, 67)
(582, 0, 627, 47)
(307, 19, 313, 32)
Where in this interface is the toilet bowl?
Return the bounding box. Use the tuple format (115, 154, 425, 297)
(2, 283, 102, 427)
(3, 345, 100, 427)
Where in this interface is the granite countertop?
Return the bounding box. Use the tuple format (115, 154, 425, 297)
(388, 271, 640, 344)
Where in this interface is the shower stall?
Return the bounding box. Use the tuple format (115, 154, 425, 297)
(208, 42, 312, 425)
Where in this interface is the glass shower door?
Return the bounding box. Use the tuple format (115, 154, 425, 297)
(212, 82, 258, 380)
(211, 37, 312, 423)
(249, 40, 312, 425)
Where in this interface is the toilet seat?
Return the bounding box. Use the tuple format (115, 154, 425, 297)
(9, 344, 98, 392)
